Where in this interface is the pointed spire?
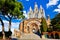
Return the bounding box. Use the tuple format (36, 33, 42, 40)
(47, 15, 50, 18)
(40, 5, 43, 13)
(47, 15, 50, 20)
(39, 5, 46, 18)
(34, 2, 38, 18)
(35, 2, 38, 8)
(30, 6, 32, 11)
(28, 6, 33, 19)
(40, 5, 43, 10)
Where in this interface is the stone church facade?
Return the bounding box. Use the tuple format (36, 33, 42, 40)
(19, 2, 51, 34)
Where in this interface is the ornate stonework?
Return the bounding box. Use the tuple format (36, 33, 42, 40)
(19, 18, 41, 34)
(14, 2, 51, 38)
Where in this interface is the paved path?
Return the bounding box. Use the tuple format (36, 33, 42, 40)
(20, 33, 40, 39)
(11, 34, 60, 40)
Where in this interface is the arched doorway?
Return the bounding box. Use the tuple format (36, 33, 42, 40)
(27, 20, 41, 33)
(31, 23, 38, 33)
(27, 23, 39, 33)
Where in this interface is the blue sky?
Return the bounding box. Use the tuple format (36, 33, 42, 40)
(0, 0, 60, 34)
(18, 0, 60, 19)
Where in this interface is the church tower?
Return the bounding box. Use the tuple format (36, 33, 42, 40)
(39, 5, 46, 18)
(34, 2, 38, 18)
(28, 2, 46, 19)
(28, 6, 33, 19)
(38, 5, 42, 18)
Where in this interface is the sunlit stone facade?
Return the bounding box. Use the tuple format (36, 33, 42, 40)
(19, 2, 51, 34)
(14, 2, 51, 38)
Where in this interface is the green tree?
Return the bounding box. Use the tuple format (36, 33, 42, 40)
(0, 0, 4, 29)
(0, 0, 25, 31)
(0, 0, 6, 39)
(41, 18, 48, 32)
(51, 13, 60, 31)
(55, 23, 60, 30)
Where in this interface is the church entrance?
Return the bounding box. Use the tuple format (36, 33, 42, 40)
(31, 23, 38, 33)
(27, 23, 40, 34)
(27, 20, 41, 33)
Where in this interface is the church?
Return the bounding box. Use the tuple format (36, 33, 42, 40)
(15, 3, 60, 39)
(19, 2, 51, 34)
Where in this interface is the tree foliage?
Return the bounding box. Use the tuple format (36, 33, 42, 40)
(0, 0, 25, 31)
(41, 18, 48, 32)
(51, 13, 60, 30)
(0, 0, 24, 18)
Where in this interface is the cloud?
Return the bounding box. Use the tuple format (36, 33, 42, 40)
(11, 22, 20, 29)
(23, 11, 26, 13)
(47, 0, 59, 8)
(0, 20, 20, 34)
(23, 10, 28, 18)
(54, 8, 60, 13)
(57, 4, 60, 9)
(26, 0, 29, 1)
(54, 4, 60, 13)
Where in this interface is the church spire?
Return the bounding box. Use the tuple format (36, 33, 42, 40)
(47, 15, 51, 28)
(40, 5, 43, 10)
(28, 6, 33, 19)
(35, 2, 38, 8)
(34, 2, 38, 18)
(40, 5, 46, 18)
(30, 6, 32, 11)
(47, 15, 50, 19)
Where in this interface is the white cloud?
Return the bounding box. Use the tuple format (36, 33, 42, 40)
(47, 0, 59, 8)
(0, 20, 20, 34)
(57, 4, 60, 9)
(26, 0, 29, 1)
(54, 4, 60, 13)
(3, 20, 9, 23)
(54, 8, 60, 13)
(23, 10, 28, 18)
(11, 22, 20, 29)
(23, 11, 26, 13)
